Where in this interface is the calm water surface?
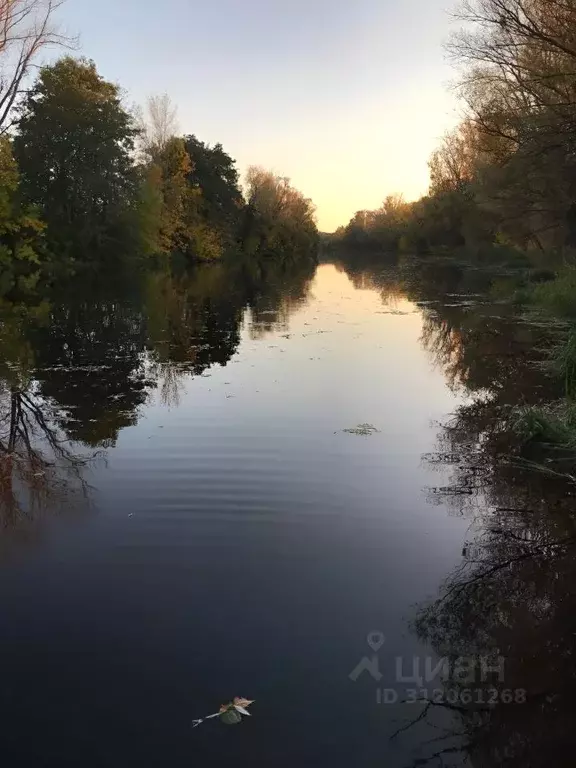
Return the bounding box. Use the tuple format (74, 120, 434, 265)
(1, 258, 556, 767)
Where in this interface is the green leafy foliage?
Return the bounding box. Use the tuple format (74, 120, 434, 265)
(14, 57, 140, 264)
(0, 137, 45, 298)
(531, 269, 576, 319)
(510, 402, 576, 456)
(184, 135, 243, 246)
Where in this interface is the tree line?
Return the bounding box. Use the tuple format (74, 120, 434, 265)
(0, 3, 318, 297)
(336, 0, 576, 260)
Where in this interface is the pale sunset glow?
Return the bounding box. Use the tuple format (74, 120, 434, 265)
(57, 0, 460, 231)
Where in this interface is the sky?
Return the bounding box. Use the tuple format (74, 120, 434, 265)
(54, 0, 461, 232)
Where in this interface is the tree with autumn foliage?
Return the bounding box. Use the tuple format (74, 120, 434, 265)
(242, 167, 318, 262)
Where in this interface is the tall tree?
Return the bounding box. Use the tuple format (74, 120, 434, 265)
(184, 135, 244, 244)
(243, 166, 318, 261)
(142, 136, 224, 261)
(14, 57, 140, 262)
(152, 135, 211, 256)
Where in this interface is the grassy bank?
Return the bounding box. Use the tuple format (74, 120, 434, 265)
(477, 257, 576, 472)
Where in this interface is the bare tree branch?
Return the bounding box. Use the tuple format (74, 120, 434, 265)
(0, 0, 75, 132)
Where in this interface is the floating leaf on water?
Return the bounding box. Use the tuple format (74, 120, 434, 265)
(233, 697, 255, 713)
(340, 423, 380, 436)
(376, 309, 410, 316)
(192, 697, 255, 728)
(220, 708, 242, 725)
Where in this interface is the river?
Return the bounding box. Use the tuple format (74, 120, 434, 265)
(0, 256, 571, 767)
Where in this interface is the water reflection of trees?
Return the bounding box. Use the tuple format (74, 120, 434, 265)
(418, 303, 559, 402)
(29, 300, 152, 447)
(336, 254, 576, 766)
(415, 416, 576, 767)
(145, 258, 315, 400)
(145, 266, 244, 406)
(240, 257, 316, 339)
(0, 382, 95, 537)
(0, 302, 95, 537)
(0, 258, 315, 536)
(416, 262, 576, 766)
(333, 253, 407, 307)
(0, 258, 315, 444)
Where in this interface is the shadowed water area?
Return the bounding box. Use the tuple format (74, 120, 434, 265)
(0, 256, 573, 767)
